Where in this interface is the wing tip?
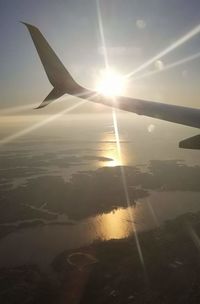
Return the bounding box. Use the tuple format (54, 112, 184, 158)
(20, 21, 38, 31)
(34, 102, 49, 110)
(34, 105, 44, 110)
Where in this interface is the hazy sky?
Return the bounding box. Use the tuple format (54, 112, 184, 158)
(1, 0, 200, 112)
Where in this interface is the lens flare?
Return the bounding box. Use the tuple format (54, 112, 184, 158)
(96, 0, 146, 279)
(0, 98, 87, 146)
(112, 108, 147, 279)
(0, 104, 37, 116)
(96, 0, 108, 68)
(96, 69, 126, 97)
(132, 51, 200, 82)
(126, 23, 200, 79)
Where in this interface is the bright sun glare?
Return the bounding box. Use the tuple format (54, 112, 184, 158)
(96, 69, 126, 97)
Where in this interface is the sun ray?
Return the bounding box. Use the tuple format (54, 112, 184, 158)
(112, 108, 147, 279)
(0, 103, 38, 116)
(96, 0, 147, 278)
(187, 223, 200, 253)
(0, 101, 84, 146)
(125, 23, 200, 79)
(0, 92, 85, 117)
(132, 51, 200, 82)
(0, 92, 94, 146)
(96, 0, 109, 69)
(146, 199, 160, 228)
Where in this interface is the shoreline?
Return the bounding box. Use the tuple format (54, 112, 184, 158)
(1, 211, 200, 303)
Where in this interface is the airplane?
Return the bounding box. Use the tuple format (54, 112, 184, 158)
(22, 22, 200, 150)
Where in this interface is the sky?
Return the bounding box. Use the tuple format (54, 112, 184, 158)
(1, 0, 200, 112)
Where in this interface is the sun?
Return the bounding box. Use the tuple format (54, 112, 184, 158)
(96, 68, 126, 97)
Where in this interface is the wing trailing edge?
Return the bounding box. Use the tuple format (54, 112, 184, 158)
(22, 22, 200, 139)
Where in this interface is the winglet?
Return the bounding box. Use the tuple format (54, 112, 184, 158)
(35, 88, 65, 109)
(22, 22, 84, 108)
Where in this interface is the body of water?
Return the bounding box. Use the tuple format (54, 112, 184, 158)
(0, 191, 200, 269)
(0, 112, 200, 269)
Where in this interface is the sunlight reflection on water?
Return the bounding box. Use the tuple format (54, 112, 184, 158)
(0, 192, 200, 269)
(93, 207, 133, 240)
(98, 130, 130, 167)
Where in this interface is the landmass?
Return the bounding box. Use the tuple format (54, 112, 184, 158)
(1, 211, 200, 303)
(0, 159, 200, 239)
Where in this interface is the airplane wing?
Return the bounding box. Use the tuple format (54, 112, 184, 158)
(22, 23, 200, 148)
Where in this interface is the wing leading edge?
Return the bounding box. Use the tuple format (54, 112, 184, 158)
(22, 22, 200, 133)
